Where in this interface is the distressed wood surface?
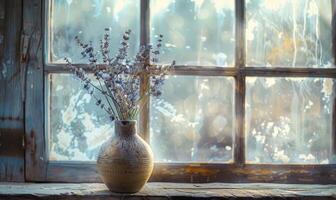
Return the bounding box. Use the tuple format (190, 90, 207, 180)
(46, 162, 100, 182)
(45, 64, 336, 77)
(23, 0, 47, 181)
(332, 0, 336, 64)
(333, 85, 336, 156)
(138, 0, 150, 142)
(43, 162, 336, 184)
(0, 0, 4, 60)
(0, 0, 24, 182)
(234, 0, 246, 166)
(151, 163, 336, 184)
(332, 0, 336, 164)
(0, 183, 335, 200)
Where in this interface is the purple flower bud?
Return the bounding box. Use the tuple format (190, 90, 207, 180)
(67, 29, 172, 121)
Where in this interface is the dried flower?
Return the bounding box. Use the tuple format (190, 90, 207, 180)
(65, 29, 175, 121)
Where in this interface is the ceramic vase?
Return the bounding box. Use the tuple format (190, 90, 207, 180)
(97, 120, 154, 193)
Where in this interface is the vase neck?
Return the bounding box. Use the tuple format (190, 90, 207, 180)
(115, 120, 137, 137)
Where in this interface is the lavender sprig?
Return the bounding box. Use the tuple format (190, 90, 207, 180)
(65, 30, 175, 121)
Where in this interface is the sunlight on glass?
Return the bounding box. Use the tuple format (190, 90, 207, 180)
(246, 0, 333, 68)
(150, 76, 235, 162)
(48, 74, 113, 161)
(151, 0, 235, 66)
(246, 77, 336, 164)
(49, 0, 139, 63)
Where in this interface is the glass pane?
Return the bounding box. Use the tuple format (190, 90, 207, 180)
(49, 0, 139, 63)
(48, 74, 113, 161)
(151, 0, 235, 66)
(150, 76, 235, 162)
(246, 0, 333, 68)
(246, 77, 336, 164)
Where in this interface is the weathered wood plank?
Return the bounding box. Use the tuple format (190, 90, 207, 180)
(44, 64, 336, 77)
(331, 0, 336, 165)
(0, 0, 5, 62)
(0, 0, 24, 182)
(0, 183, 335, 200)
(234, 0, 246, 166)
(235, 0, 245, 68)
(139, 0, 150, 142)
(23, 0, 47, 181)
(46, 162, 100, 182)
(43, 162, 336, 184)
(244, 67, 336, 77)
(234, 73, 245, 166)
(151, 163, 336, 184)
(333, 86, 336, 157)
(332, 0, 336, 64)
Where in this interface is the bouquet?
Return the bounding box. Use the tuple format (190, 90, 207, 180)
(64, 28, 175, 121)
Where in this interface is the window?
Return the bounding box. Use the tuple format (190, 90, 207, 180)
(26, 0, 336, 183)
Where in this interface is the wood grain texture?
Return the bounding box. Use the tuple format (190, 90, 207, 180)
(332, 0, 336, 65)
(234, 73, 245, 166)
(138, 0, 150, 142)
(333, 86, 336, 156)
(332, 0, 336, 163)
(23, 0, 47, 181)
(43, 162, 336, 184)
(46, 162, 100, 182)
(0, 0, 5, 61)
(0, 183, 335, 200)
(44, 64, 336, 77)
(234, 0, 246, 166)
(235, 0, 245, 68)
(0, 0, 24, 182)
(151, 163, 336, 184)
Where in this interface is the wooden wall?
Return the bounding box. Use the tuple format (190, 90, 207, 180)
(0, 0, 24, 182)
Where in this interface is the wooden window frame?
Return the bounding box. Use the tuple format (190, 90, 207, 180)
(24, 0, 336, 183)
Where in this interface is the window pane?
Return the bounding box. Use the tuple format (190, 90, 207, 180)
(48, 74, 113, 161)
(49, 0, 139, 63)
(151, 0, 235, 66)
(150, 76, 235, 162)
(246, 0, 333, 68)
(246, 77, 335, 164)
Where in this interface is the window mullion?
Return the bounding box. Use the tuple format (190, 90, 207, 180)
(139, 0, 150, 142)
(332, 0, 336, 160)
(244, 67, 336, 77)
(234, 0, 246, 166)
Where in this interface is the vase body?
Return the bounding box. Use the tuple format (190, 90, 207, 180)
(97, 120, 154, 193)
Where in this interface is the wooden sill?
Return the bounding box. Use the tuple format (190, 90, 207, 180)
(0, 183, 336, 199)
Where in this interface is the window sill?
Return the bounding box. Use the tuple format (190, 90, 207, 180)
(1, 183, 336, 200)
